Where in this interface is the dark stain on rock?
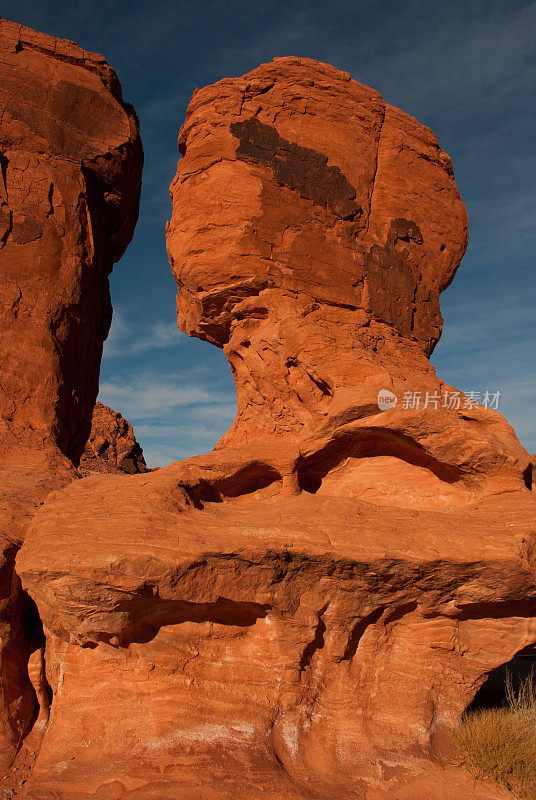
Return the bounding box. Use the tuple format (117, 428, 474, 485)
(357, 217, 425, 339)
(362, 246, 416, 336)
(0, 152, 8, 192)
(230, 117, 362, 221)
(387, 217, 423, 247)
(12, 216, 43, 245)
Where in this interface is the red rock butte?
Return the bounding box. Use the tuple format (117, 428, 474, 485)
(0, 31, 534, 800)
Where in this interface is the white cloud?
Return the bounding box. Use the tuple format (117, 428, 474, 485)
(435, 291, 536, 351)
(141, 444, 203, 468)
(98, 371, 237, 467)
(135, 404, 237, 440)
(372, 4, 536, 110)
(103, 310, 185, 359)
(98, 376, 233, 419)
(149, 320, 182, 348)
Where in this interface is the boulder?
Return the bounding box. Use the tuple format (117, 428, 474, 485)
(79, 402, 147, 475)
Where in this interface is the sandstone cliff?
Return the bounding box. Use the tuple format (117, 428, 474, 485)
(0, 16, 142, 776)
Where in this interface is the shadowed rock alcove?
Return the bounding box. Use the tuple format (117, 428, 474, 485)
(468, 646, 536, 712)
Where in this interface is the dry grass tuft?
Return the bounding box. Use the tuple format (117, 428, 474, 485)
(455, 671, 536, 799)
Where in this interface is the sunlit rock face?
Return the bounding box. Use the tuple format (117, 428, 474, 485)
(10, 55, 536, 800)
(166, 56, 528, 505)
(168, 60, 466, 354)
(0, 16, 141, 774)
(0, 17, 142, 464)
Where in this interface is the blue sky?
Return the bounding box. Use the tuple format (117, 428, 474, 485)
(3, 0, 535, 465)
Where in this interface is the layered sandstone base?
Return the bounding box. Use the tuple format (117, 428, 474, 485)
(16, 453, 534, 800)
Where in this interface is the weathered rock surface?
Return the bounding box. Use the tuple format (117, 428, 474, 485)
(0, 15, 141, 777)
(0, 16, 142, 463)
(17, 474, 533, 800)
(10, 55, 536, 800)
(79, 402, 147, 475)
(165, 57, 528, 504)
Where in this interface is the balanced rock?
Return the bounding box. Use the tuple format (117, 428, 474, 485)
(166, 58, 528, 505)
(79, 402, 147, 475)
(13, 57, 536, 800)
(0, 17, 141, 774)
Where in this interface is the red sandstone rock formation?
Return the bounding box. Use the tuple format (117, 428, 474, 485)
(166, 58, 528, 504)
(0, 16, 142, 776)
(79, 402, 147, 475)
(8, 54, 536, 800)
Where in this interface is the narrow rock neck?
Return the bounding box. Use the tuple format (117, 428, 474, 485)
(216, 295, 435, 448)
